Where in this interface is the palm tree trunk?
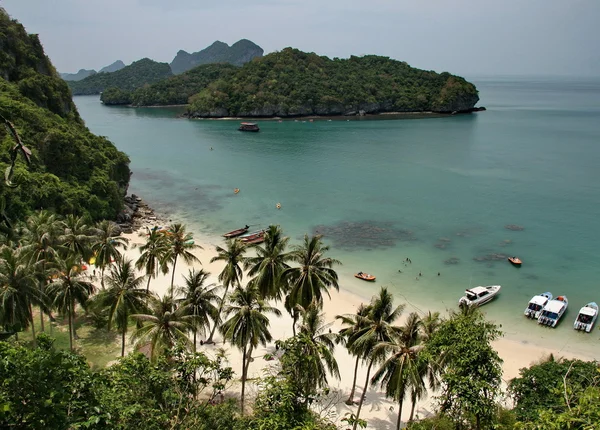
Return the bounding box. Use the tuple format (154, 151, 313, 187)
(121, 325, 126, 357)
(170, 256, 178, 301)
(241, 345, 247, 415)
(409, 393, 417, 422)
(28, 302, 36, 348)
(193, 328, 197, 353)
(145, 275, 152, 295)
(396, 397, 404, 430)
(292, 310, 298, 336)
(68, 302, 74, 351)
(346, 355, 361, 405)
(71, 297, 78, 340)
(101, 266, 105, 289)
(353, 358, 375, 430)
(207, 285, 229, 344)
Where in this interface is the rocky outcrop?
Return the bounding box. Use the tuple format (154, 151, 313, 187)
(99, 60, 125, 73)
(116, 194, 169, 234)
(170, 39, 263, 74)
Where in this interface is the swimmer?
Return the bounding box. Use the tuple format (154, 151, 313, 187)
(438, 272, 441, 276)
(419, 272, 422, 277)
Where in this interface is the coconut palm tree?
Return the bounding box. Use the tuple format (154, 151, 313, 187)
(131, 294, 193, 361)
(46, 254, 97, 350)
(244, 225, 291, 301)
(348, 287, 405, 430)
(0, 246, 40, 343)
(91, 220, 129, 288)
(163, 223, 201, 300)
(95, 258, 148, 356)
(178, 269, 219, 351)
(135, 227, 169, 295)
(220, 284, 281, 415)
(336, 303, 372, 405)
(206, 238, 246, 343)
(59, 214, 95, 262)
(21, 210, 62, 331)
(296, 300, 340, 390)
(371, 312, 423, 430)
(282, 234, 341, 334)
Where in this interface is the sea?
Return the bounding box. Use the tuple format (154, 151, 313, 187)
(74, 76, 600, 359)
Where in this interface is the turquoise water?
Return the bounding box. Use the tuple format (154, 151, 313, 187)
(74, 77, 600, 357)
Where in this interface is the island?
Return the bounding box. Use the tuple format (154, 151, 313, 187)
(170, 39, 263, 74)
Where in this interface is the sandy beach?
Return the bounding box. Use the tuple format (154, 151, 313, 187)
(119, 225, 596, 429)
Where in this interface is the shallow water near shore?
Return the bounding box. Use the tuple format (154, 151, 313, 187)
(75, 76, 600, 359)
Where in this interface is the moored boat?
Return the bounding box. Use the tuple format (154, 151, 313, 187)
(508, 256, 522, 266)
(223, 225, 250, 238)
(524, 292, 553, 319)
(458, 285, 501, 307)
(538, 295, 568, 328)
(240, 229, 266, 243)
(573, 302, 598, 333)
(354, 272, 376, 282)
(239, 122, 259, 132)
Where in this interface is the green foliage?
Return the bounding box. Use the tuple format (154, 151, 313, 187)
(69, 58, 173, 95)
(509, 357, 600, 422)
(100, 87, 132, 105)
(423, 308, 503, 429)
(187, 48, 479, 117)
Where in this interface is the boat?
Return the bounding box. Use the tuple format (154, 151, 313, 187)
(508, 256, 522, 266)
(223, 225, 249, 238)
(355, 272, 376, 282)
(244, 235, 265, 245)
(234, 188, 240, 194)
(538, 295, 568, 327)
(524, 292, 553, 319)
(573, 302, 598, 333)
(240, 229, 266, 243)
(458, 285, 501, 307)
(239, 122, 259, 132)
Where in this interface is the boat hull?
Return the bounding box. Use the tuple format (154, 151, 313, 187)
(355, 274, 376, 282)
(223, 227, 249, 238)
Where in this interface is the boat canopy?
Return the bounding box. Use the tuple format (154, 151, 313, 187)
(580, 307, 597, 316)
(545, 301, 566, 313)
(530, 295, 550, 306)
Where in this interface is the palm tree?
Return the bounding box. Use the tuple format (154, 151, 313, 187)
(0, 246, 40, 344)
(206, 238, 246, 343)
(21, 210, 62, 331)
(95, 258, 148, 356)
(131, 294, 192, 361)
(371, 312, 423, 430)
(296, 300, 340, 390)
(163, 223, 201, 300)
(178, 269, 219, 351)
(348, 287, 405, 430)
(336, 303, 372, 405)
(59, 214, 95, 262)
(46, 254, 97, 350)
(135, 228, 169, 295)
(220, 285, 281, 414)
(282, 234, 341, 334)
(244, 225, 291, 300)
(91, 220, 129, 288)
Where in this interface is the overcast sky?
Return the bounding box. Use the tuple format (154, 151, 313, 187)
(3, 0, 599, 77)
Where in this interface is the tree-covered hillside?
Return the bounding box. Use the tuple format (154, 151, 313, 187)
(0, 11, 130, 221)
(69, 58, 172, 95)
(101, 63, 239, 106)
(170, 39, 263, 74)
(187, 48, 479, 118)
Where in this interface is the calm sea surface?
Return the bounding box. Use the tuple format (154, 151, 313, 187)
(75, 76, 600, 357)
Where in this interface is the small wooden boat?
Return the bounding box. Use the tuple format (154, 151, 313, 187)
(244, 236, 265, 245)
(538, 295, 568, 328)
(223, 225, 250, 238)
(574, 302, 598, 333)
(508, 256, 522, 266)
(524, 292, 553, 319)
(355, 272, 376, 282)
(239, 122, 259, 132)
(240, 229, 266, 243)
(459, 285, 501, 307)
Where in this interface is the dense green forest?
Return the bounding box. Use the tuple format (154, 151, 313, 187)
(186, 48, 479, 117)
(0, 11, 129, 222)
(101, 63, 239, 106)
(68, 58, 172, 96)
(170, 39, 263, 74)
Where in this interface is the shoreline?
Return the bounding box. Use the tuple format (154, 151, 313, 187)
(120, 197, 597, 429)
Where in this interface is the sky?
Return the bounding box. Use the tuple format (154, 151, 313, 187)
(2, 0, 599, 77)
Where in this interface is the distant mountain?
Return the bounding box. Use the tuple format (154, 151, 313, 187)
(60, 69, 97, 81)
(99, 60, 125, 73)
(68, 58, 173, 95)
(170, 39, 263, 74)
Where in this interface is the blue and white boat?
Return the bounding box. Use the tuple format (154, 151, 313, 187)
(538, 295, 568, 328)
(573, 302, 598, 333)
(524, 292, 553, 319)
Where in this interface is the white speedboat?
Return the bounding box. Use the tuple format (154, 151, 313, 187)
(573, 302, 598, 333)
(538, 295, 568, 328)
(524, 292, 553, 319)
(458, 285, 501, 307)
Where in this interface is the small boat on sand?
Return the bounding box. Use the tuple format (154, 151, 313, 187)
(538, 295, 568, 328)
(240, 229, 266, 243)
(355, 272, 376, 282)
(508, 256, 522, 266)
(574, 302, 598, 333)
(223, 225, 249, 238)
(239, 122, 259, 132)
(524, 292, 553, 319)
(458, 285, 501, 307)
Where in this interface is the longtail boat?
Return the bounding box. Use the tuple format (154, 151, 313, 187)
(240, 229, 266, 243)
(244, 236, 266, 245)
(223, 225, 250, 238)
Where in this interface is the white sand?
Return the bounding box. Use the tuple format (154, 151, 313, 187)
(117, 228, 596, 429)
